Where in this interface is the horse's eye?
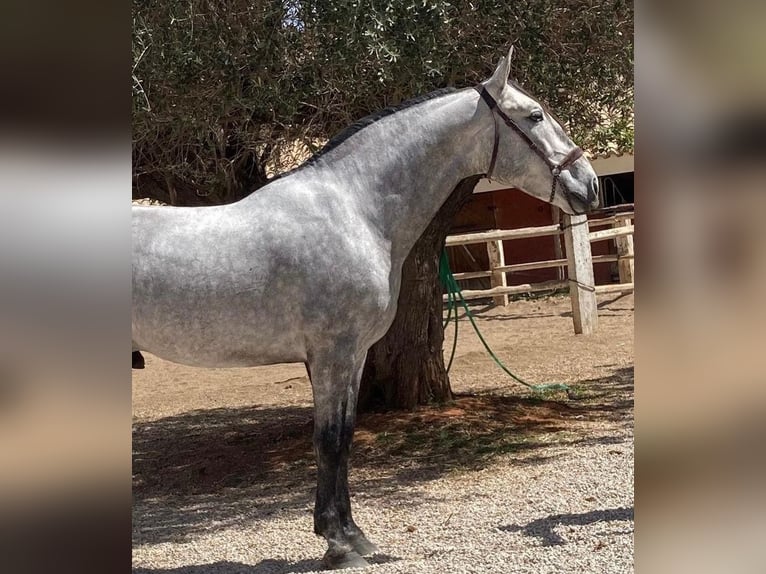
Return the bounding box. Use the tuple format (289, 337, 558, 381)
(529, 109, 544, 122)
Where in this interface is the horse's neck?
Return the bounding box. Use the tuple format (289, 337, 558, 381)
(312, 90, 489, 264)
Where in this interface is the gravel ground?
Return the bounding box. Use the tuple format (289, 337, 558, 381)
(133, 294, 634, 573)
(134, 438, 633, 574)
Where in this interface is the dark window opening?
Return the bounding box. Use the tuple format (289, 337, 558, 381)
(599, 171, 634, 208)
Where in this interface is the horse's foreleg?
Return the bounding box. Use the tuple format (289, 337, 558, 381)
(307, 352, 378, 569)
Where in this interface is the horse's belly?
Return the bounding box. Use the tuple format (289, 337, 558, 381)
(132, 297, 308, 368)
(132, 321, 307, 368)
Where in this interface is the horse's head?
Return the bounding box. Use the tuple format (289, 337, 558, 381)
(478, 47, 599, 215)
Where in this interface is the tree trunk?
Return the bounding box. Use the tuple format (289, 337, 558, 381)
(359, 176, 482, 411)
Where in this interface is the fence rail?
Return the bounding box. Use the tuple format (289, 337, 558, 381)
(444, 205, 634, 334)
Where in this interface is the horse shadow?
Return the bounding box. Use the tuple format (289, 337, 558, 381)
(133, 367, 633, 547)
(133, 554, 400, 574)
(133, 559, 322, 574)
(498, 506, 634, 546)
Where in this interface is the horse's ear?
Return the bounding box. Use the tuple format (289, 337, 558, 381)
(486, 45, 514, 94)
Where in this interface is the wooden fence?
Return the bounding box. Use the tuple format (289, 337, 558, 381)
(444, 205, 634, 334)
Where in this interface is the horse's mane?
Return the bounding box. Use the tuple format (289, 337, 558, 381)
(272, 80, 549, 181)
(277, 87, 459, 177)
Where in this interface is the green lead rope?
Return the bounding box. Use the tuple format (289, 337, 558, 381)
(439, 250, 569, 394)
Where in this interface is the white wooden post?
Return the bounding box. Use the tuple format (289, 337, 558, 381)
(563, 213, 598, 334)
(486, 239, 509, 306)
(614, 215, 634, 289)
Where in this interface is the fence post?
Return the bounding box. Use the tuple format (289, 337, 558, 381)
(615, 215, 634, 289)
(563, 213, 598, 334)
(486, 239, 509, 306)
(551, 206, 565, 281)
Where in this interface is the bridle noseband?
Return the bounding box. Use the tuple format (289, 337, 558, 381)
(474, 85, 583, 205)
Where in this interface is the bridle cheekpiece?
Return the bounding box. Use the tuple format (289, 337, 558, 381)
(474, 85, 584, 205)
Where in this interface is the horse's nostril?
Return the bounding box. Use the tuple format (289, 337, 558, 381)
(589, 177, 599, 201)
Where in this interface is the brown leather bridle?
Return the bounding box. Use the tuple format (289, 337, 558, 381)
(475, 85, 584, 206)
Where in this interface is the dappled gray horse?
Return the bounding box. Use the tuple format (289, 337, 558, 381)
(132, 48, 599, 569)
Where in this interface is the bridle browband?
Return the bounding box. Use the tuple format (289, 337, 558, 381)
(474, 85, 584, 205)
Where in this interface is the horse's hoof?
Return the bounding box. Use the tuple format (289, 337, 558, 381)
(349, 534, 380, 556)
(132, 351, 145, 369)
(322, 549, 369, 570)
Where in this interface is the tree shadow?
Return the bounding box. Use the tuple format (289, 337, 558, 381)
(133, 367, 632, 546)
(498, 506, 634, 546)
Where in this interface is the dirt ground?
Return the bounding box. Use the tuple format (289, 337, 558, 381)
(132, 292, 633, 572)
